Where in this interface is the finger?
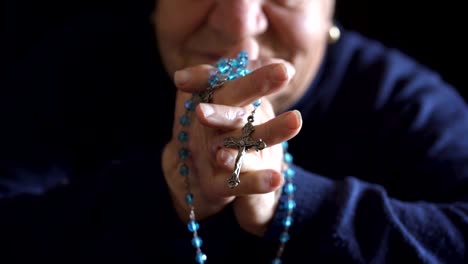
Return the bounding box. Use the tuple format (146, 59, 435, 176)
(208, 110, 301, 166)
(208, 169, 284, 197)
(248, 57, 292, 71)
(215, 110, 302, 148)
(174, 64, 215, 91)
(234, 192, 280, 236)
(173, 58, 293, 92)
(175, 62, 295, 107)
(196, 97, 277, 130)
(254, 110, 302, 145)
(212, 63, 294, 106)
(214, 110, 301, 173)
(217, 146, 281, 173)
(196, 103, 247, 129)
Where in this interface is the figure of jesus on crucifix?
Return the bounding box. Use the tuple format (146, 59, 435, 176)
(223, 112, 266, 189)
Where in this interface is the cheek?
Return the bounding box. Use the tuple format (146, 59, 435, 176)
(285, 17, 328, 55)
(153, 1, 212, 74)
(263, 4, 331, 103)
(288, 13, 329, 88)
(290, 15, 329, 68)
(155, 4, 197, 52)
(154, 0, 215, 43)
(265, 4, 330, 55)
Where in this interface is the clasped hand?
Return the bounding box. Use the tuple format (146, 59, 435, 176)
(162, 59, 302, 236)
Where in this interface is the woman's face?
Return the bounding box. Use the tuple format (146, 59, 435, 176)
(153, 0, 335, 111)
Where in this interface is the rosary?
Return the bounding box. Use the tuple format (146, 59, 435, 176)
(223, 98, 266, 188)
(177, 51, 296, 263)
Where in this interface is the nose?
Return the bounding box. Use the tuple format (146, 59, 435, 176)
(208, 0, 267, 43)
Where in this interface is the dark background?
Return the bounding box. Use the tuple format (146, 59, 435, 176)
(335, 0, 466, 100)
(3, 0, 466, 100)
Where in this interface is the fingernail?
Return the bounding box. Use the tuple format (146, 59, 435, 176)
(226, 109, 246, 121)
(220, 149, 233, 166)
(174, 70, 191, 87)
(263, 171, 273, 190)
(288, 110, 302, 129)
(271, 63, 295, 84)
(264, 171, 284, 191)
(199, 103, 215, 117)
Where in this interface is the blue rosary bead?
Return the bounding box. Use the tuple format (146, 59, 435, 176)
(284, 167, 295, 179)
(216, 58, 231, 74)
(185, 193, 194, 205)
(188, 220, 199, 232)
(179, 164, 189, 176)
(179, 115, 191, 126)
(272, 258, 282, 264)
(192, 237, 203, 248)
(253, 98, 262, 107)
(283, 215, 293, 227)
(286, 199, 296, 210)
(185, 99, 196, 111)
(236, 50, 249, 68)
(178, 131, 189, 142)
(178, 148, 190, 160)
(280, 232, 290, 243)
(284, 182, 296, 194)
(284, 152, 293, 164)
(196, 252, 207, 264)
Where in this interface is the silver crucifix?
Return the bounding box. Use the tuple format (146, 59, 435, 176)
(223, 114, 266, 188)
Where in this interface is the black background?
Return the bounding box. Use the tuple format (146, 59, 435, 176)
(335, 0, 466, 100)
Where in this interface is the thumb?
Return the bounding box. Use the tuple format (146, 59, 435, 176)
(233, 189, 282, 236)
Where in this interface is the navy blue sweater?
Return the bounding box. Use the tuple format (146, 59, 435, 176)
(1, 6, 467, 264)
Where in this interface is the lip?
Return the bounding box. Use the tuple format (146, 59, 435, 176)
(204, 50, 245, 59)
(190, 52, 226, 65)
(196, 48, 254, 59)
(203, 53, 227, 61)
(191, 48, 276, 66)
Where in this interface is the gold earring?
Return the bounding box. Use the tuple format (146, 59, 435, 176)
(328, 25, 341, 44)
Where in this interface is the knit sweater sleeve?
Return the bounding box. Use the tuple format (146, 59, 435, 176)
(267, 164, 467, 263)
